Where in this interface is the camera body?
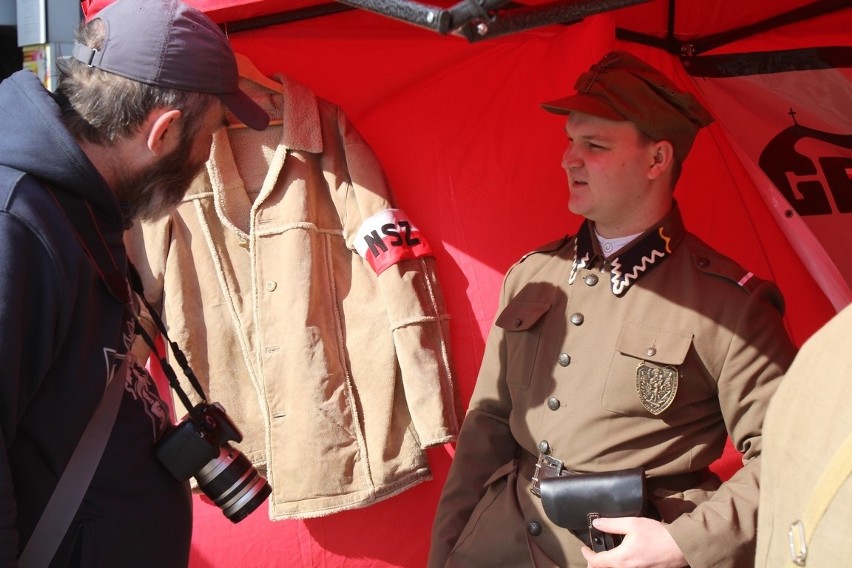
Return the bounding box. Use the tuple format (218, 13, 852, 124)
(156, 401, 241, 481)
(156, 402, 271, 523)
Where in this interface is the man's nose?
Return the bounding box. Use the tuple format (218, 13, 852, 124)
(561, 146, 580, 170)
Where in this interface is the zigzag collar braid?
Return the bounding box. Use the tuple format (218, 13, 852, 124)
(569, 204, 686, 297)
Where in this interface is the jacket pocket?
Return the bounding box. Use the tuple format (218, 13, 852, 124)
(495, 299, 552, 391)
(601, 321, 692, 416)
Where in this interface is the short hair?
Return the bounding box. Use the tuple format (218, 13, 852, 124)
(55, 17, 216, 145)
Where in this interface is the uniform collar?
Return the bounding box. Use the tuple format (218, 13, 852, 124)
(569, 202, 686, 296)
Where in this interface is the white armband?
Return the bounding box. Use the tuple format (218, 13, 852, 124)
(354, 209, 433, 274)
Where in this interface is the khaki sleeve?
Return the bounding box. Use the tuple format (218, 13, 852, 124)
(124, 217, 171, 362)
(428, 278, 520, 566)
(666, 279, 797, 568)
(338, 107, 460, 446)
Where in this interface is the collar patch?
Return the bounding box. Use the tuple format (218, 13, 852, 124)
(570, 220, 677, 296)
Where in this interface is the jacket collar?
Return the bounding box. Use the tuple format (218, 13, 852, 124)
(201, 74, 325, 234)
(569, 202, 686, 296)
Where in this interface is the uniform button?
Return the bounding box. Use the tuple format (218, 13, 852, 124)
(515, 318, 523, 328)
(264, 280, 277, 292)
(527, 521, 542, 536)
(558, 353, 571, 367)
(646, 347, 657, 357)
(547, 397, 560, 411)
(238, 239, 249, 249)
(584, 274, 599, 286)
(697, 257, 710, 268)
(538, 440, 550, 454)
(570, 313, 584, 326)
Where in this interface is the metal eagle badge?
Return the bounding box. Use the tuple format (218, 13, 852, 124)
(636, 361, 679, 415)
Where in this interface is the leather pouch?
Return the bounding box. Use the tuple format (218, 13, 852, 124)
(539, 467, 645, 552)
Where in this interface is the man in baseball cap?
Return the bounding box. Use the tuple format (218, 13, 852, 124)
(73, 0, 269, 131)
(429, 51, 794, 568)
(0, 0, 269, 565)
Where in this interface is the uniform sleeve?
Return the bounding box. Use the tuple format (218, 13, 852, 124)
(427, 275, 521, 567)
(666, 279, 797, 568)
(0, 212, 63, 567)
(338, 108, 460, 447)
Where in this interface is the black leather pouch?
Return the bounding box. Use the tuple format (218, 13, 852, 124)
(539, 467, 645, 552)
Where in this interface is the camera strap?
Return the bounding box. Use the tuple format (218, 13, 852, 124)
(126, 263, 210, 421)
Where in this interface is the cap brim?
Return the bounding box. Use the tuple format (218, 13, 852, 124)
(541, 93, 626, 122)
(220, 89, 270, 131)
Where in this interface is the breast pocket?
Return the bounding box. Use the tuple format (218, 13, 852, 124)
(601, 321, 693, 417)
(495, 299, 552, 391)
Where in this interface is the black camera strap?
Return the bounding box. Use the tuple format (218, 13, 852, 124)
(126, 263, 210, 422)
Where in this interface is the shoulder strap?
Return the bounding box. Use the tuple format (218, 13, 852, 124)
(788, 430, 852, 567)
(18, 356, 129, 568)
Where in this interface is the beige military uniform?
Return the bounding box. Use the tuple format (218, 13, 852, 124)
(429, 202, 797, 567)
(756, 303, 852, 568)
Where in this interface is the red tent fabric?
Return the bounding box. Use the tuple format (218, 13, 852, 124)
(81, 1, 850, 565)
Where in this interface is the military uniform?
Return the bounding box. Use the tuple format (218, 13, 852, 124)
(429, 203, 797, 567)
(756, 303, 852, 568)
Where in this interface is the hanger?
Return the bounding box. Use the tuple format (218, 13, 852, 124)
(235, 52, 282, 93)
(228, 53, 285, 129)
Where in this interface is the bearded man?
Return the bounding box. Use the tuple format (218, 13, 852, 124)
(0, 0, 267, 566)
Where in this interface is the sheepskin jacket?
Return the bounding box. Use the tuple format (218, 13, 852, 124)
(126, 75, 459, 519)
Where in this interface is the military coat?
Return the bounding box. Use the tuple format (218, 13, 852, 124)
(429, 203, 797, 567)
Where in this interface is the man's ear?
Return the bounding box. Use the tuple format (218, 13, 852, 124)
(648, 140, 674, 180)
(145, 108, 183, 156)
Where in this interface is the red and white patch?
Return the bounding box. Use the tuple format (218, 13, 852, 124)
(354, 209, 433, 274)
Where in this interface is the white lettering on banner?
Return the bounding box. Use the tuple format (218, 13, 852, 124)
(354, 209, 433, 274)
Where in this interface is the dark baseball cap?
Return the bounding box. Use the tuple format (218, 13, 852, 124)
(541, 51, 713, 162)
(72, 0, 269, 130)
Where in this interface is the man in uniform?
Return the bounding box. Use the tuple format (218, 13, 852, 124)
(428, 51, 797, 568)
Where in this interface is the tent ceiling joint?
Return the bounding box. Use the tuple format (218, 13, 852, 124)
(334, 0, 654, 41)
(217, 0, 851, 52)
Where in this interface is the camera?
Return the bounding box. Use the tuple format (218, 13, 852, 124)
(156, 401, 272, 523)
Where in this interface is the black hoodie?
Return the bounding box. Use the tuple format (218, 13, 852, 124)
(0, 70, 191, 566)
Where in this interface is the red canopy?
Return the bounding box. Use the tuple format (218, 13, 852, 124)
(80, 1, 851, 565)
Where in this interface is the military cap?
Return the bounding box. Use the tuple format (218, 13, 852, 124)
(541, 51, 713, 163)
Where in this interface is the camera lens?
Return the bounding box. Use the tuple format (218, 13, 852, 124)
(196, 443, 272, 523)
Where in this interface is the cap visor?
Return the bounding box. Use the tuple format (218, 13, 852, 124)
(541, 93, 625, 122)
(221, 90, 270, 131)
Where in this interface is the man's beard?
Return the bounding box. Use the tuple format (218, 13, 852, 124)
(114, 131, 208, 225)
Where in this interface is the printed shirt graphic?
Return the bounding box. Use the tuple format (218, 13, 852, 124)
(354, 209, 433, 274)
(115, 304, 171, 440)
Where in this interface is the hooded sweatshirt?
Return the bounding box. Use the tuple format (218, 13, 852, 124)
(0, 70, 191, 567)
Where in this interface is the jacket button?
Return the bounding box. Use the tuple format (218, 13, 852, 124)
(547, 397, 560, 411)
(558, 353, 571, 367)
(527, 521, 542, 536)
(697, 257, 710, 268)
(515, 318, 523, 328)
(584, 274, 599, 286)
(646, 347, 657, 357)
(538, 440, 550, 454)
(264, 280, 277, 292)
(570, 313, 584, 325)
